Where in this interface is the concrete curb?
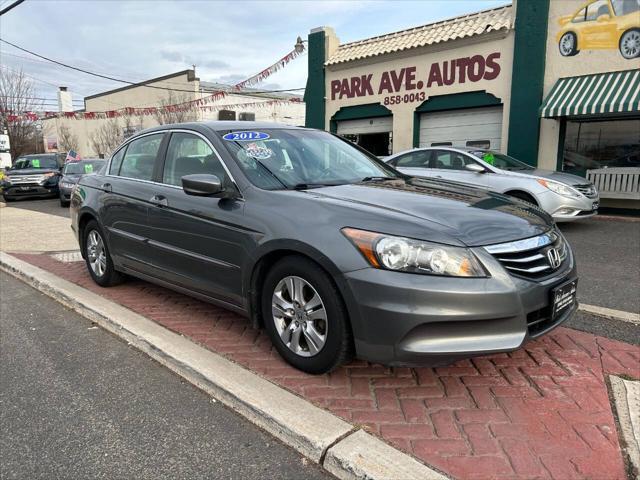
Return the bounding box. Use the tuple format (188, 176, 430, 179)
(579, 303, 640, 325)
(0, 252, 447, 480)
(609, 375, 640, 477)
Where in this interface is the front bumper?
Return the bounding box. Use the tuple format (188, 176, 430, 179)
(537, 191, 599, 222)
(2, 184, 59, 199)
(343, 247, 577, 366)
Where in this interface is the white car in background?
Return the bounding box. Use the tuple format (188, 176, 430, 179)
(385, 147, 599, 222)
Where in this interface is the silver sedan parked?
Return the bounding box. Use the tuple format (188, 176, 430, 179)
(385, 147, 599, 222)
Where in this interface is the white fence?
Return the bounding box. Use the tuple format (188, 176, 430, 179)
(586, 168, 640, 200)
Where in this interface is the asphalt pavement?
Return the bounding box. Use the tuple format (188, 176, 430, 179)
(0, 272, 331, 480)
(559, 218, 639, 314)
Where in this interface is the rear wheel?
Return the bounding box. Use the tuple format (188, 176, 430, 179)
(261, 256, 352, 374)
(507, 191, 538, 206)
(619, 29, 640, 59)
(82, 220, 124, 287)
(559, 32, 579, 56)
(60, 195, 70, 208)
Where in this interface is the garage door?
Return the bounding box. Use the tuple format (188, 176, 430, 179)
(336, 116, 392, 135)
(419, 106, 503, 149)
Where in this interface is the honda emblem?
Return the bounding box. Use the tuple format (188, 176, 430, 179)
(547, 248, 561, 269)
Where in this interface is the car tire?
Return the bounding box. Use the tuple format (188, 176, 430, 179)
(60, 197, 70, 208)
(82, 220, 124, 287)
(559, 32, 579, 56)
(508, 191, 538, 206)
(619, 29, 640, 59)
(261, 256, 353, 374)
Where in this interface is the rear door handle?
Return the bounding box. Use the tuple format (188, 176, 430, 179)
(150, 194, 168, 207)
(100, 183, 112, 192)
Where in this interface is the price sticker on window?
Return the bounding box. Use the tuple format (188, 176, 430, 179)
(482, 153, 495, 165)
(32, 159, 40, 168)
(84, 164, 94, 174)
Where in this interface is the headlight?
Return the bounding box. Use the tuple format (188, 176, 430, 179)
(40, 172, 56, 184)
(536, 179, 581, 198)
(342, 228, 487, 277)
(60, 181, 74, 188)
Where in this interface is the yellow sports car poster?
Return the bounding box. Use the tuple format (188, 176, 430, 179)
(557, 0, 640, 59)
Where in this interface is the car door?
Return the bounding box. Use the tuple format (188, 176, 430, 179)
(388, 150, 435, 178)
(581, 0, 617, 47)
(100, 132, 166, 276)
(145, 130, 248, 307)
(429, 149, 489, 187)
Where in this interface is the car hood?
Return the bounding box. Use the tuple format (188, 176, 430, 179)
(6, 168, 59, 176)
(306, 178, 552, 247)
(498, 168, 587, 185)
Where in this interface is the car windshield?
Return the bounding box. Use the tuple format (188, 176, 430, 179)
(611, 0, 639, 15)
(469, 150, 534, 171)
(12, 156, 58, 170)
(63, 160, 104, 175)
(219, 129, 400, 190)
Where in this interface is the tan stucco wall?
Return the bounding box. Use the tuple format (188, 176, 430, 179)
(324, 31, 515, 154)
(43, 71, 305, 158)
(537, 0, 639, 169)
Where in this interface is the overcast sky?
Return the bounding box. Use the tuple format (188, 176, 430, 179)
(0, 0, 507, 109)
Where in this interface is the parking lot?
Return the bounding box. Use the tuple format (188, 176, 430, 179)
(1, 198, 638, 480)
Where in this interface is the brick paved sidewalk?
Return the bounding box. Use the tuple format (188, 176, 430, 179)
(13, 252, 640, 480)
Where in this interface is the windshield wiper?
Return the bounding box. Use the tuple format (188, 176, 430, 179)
(360, 176, 399, 182)
(291, 182, 343, 190)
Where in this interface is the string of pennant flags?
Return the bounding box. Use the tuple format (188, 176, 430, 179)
(2, 42, 305, 123)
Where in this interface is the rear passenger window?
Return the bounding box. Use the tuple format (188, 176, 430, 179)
(109, 147, 126, 175)
(119, 134, 164, 181)
(162, 132, 228, 187)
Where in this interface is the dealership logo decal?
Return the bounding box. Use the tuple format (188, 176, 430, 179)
(330, 52, 501, 101)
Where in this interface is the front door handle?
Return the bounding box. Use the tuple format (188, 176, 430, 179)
(100, 183, 112, 192)
(150, 194, 168, 207)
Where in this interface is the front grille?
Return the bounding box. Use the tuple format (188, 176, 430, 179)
(573, 183, 598, 198)
(484, 231, 568, 279)
(6, 174, 46, 185)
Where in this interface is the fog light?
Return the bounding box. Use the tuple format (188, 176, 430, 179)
(555, 208, 577, 216)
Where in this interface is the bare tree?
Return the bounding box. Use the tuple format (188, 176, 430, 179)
(153, 92, 198, 125)
(0, 68, 44, 161)
(57, 124, 79, 153)
(89, 119, 122, 158)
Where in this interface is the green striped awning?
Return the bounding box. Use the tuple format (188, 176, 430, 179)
(540, 69, 640, 118)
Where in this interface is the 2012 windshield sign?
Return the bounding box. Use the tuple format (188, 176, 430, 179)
(330, 52, 501, 104)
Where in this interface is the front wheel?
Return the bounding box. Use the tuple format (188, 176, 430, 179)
(262, 256, 352, 374)
(619, 29, 640, 59)
(82, 220, 124, 287)
(559, 32, 579, 56)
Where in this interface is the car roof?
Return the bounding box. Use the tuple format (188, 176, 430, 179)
(18, 153, 58, 158)
(139, 120, 308, 133)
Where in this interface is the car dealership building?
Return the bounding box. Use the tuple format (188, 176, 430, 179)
(304, 0, 639, 193)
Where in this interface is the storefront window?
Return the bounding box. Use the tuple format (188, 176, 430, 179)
(562, 118, 640, 175)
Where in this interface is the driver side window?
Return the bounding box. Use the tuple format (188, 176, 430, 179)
(162, 132, 228, 187)
(586, 0, 610, 20)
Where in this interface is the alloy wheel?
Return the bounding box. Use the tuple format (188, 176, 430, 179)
(559, 33, 575, 56)
(620, 30, 640, 59)
(271, 276, 327, 357)
(86, 230, 107, 278)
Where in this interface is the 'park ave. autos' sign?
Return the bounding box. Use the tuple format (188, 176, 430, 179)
(330, 52, 501, 106)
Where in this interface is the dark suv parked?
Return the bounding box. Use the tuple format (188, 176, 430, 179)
(71, 122, 578, 374)
(2, 153, 63, 202)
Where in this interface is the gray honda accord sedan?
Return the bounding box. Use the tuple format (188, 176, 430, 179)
(70, 121, 578, 374)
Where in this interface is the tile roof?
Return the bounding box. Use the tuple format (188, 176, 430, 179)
(326, 4, 513, 65)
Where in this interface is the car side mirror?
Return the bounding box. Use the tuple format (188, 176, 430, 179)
(465, 163, 486, 173)
(181, 174, 224, 196)
(597, 13, 610, 22)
